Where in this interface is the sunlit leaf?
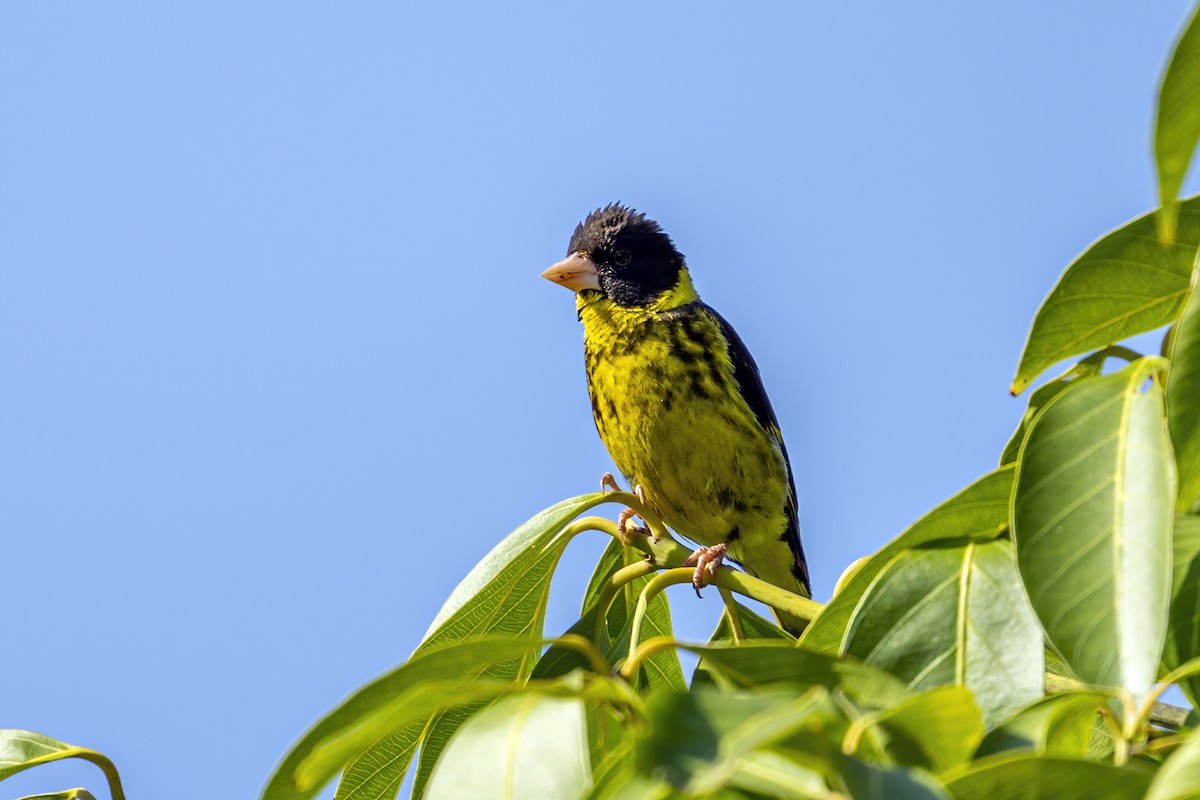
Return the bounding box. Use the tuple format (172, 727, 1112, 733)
(841, 540, 1044, 727)
(1168, 256, 1200, 511)
(534, 540, 684, 691)
(838, 759, 950, 800)
(1164, 514, 1200, 707)
(16, 792, 98, 800)
(0, 730, 119, 800)
(423, 691, 591, 800)
(334, 722, 423, 800)
(722, 751, 829, 800)
(864, 686, 984, 772)
(635, 686, 842, 796)
(1012, 360, 1175, 704)
(263, 639, 539, 800)
(682, 641, 909, 710)
(943, 752, 1152, 800)
(974, 691, 1105, 759)
(1002, 351, 1125, 466)
(310, 494, 613, 800)
(1011, 202, 1199, 393)
(800, 468, 1012, 656)
(693, 603, 793, 687)
(1145, 731, 1200, 800)
(1156, 4, 1200, 241)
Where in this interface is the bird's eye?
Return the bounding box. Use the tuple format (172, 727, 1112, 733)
(613, 250, 632, 266)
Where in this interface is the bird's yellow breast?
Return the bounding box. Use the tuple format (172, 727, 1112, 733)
(577, 279, 789, 553)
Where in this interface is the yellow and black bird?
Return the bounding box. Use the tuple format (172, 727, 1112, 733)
(542, 203, 811, 634)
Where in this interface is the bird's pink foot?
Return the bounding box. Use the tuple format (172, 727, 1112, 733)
(619, 508, 651, 546)
(600, 472, 621, 493)
(616, 484, 651, 544)
(684, 543, 729, 597)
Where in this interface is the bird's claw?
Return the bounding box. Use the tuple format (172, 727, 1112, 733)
(600, 472, 621, 493)
(684, 543, 729, 598)
(616, 507, 648, 546)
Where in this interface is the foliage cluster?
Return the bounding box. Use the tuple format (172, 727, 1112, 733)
(7, 6, 1200, 800)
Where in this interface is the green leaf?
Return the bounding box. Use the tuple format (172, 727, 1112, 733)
(1012, 360, 1175, 703)
(263, 638, 540, 800)
(424, 494, 615, 640)
(974, 691, 1106, 759)
(1011, 202, 1199, 393)
(864, 686, 984, 772)
(0, 730, 76, 781)
(1157, 5, 1200, 241)
(334, 721, 424, 800)
(720, 751, 829, 800)
(17, 793, 98, 800)
(1168, 257, 1200, 511)
(1001, 352, 1124, 466)
(838, 759, 951, 800)
(1145, 732, 1200, 800)
(800, 468, 1013, 656)
(841, 540, 1044, 727)
(693, 603, 793, 687)
(423, 691, 592, 800)
(312, 494, 614, 800)
(636, 686, 842, 795)
(581, 538, 634, 616)
(533, 545, 684, 692)
(943, 753, 1152, 800)
(1164, 514, 1200, 706)
(682, 641, 909, 710)
(0, 731, 120, 800)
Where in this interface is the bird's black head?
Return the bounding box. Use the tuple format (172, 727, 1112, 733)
(552, 204, 686, 307)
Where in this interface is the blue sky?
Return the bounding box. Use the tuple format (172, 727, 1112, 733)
(2, 2, 1196, 798)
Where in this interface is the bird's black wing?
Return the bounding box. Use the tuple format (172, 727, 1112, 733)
(704, 304, 811, 596)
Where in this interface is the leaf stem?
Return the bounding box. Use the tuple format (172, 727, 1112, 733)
(72, 748, 126, 800)
(549, 633, 612, 675)
(718, 588, 744, 643)
(592, 560, 659, 642)
(619, 636, 682, 682)
(627, 569, 696, 656)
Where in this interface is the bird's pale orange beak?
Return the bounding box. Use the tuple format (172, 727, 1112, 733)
(541, 251, 601, 292)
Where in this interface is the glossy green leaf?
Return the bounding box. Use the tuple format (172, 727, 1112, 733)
(636, 686, 842, 795)
(720, 751, 828, 800)
(0, 731, 120, 800)
(682, 642, 909, 710)
(16, 792, 98, 800)
(1168, 257, 1200, 511)
(0, 730, 76, 781)
(693, 603, 793, 687)
(317, 494, 613, 800)
(943, 753, 1152, 800)
(1145, 732, 1200, 800)
(865, 686, 983, 772)
(1011, 201, 1200, 393)
(1001, 351, 1129, 466)
(1012, 360, 1175, 703)
(838, 759, 950, 800)
(424, 494, 615, 640)
(974, 691, 1105, 759)
(423, 692, 592, 800)
(1157, 5, 1200, 241)
(800, 468, 1013, 656)
(263, 638, 540, 800)
(334, 722, 423, 800)
(841, 540, 1044, 727)
(533, 542, 684, 691)
(1164, 514, 1200, 706)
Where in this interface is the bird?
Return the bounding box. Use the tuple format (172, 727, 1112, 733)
(541, 203, 810, 634)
